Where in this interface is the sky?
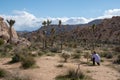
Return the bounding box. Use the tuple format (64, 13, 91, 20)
(0, 0, 120, 31)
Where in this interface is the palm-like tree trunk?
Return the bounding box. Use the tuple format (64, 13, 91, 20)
(7, 19, 15, 44)
(9, 26, 13, 44)
(58, 20, 63, 53)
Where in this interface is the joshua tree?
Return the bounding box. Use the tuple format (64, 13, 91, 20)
(42, 20, 52, 49)
(47, 19, 52, 26)
(50, 27, 56, 47)
(58, 20, 62, 27)
(90, 24, 96, 51)
(58, 20, 63, 52)
(7, 19, 15, 44)
(42, 21, 47, 49)
(42, 21, 47, 27)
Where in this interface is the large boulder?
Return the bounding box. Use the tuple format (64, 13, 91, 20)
(0, 17, 18, 43)
(0, 16, 31, 48)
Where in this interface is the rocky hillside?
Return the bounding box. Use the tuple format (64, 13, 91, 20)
(0, 16, 31, 47)
(75, 16, 120, 44)
(18, 16, 120, 44)
(0, 17, 18, 43)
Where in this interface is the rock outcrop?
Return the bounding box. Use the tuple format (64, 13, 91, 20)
(0, 17, 18, 43)
(0, 16, 31, 47)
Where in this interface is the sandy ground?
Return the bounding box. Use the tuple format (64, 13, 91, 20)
(0, 55, 120, 80)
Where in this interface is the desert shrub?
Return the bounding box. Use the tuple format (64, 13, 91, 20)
(84, 47, 90, 50)
(101, 58, 104, 62)
(67, 68, 85, 79)
(68, 43, 77, 48)
(73, 43, 77, 48)
(10, 53, 25, 63)
(84, 52, 90, 58)
(42, 49, 49, 54)
(0, 38, 4, 46)
(72, 53, 81, 59)
(100, 52, 113, 59)
(56, 64, 64, 68)
(55, 67, 93, 80)
(38, 51, 44, 56)
(61, 53, 70, 62)
(6, 76, 31, 80)
(0, 68, 8, 78)
(105, 53, 113, 59)
(50, 47, 59, 53)
(102, 48, 108, 51)
(5, 72, 31, 80)
(86, 70, 91, 73)
(10, 47, 33, 63)
(5, 44, 13, 50)
(75, 49, 81, 53)
(99, 52, 108, 57)
(113, 55, 120, 64)
(68, 43, 73, 48)
(21, 56, 36, 69)
(46, 53, 55, 56)
(0, 68, 31, 80)
(83, 52, 91, 63)
(114, 47, 120, 52)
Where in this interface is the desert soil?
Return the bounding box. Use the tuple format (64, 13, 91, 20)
(0, 55, 120, 80)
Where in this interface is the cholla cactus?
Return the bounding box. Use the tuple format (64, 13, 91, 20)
(62, 52, 71, 62)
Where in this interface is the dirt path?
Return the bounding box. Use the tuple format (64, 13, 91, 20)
(81, 63, 120, 80)
(24, 56, 66, 80)
(0, 56, 120, 80)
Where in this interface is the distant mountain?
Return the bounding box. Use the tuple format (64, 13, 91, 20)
(87, 19, 103, 25)
(18, 16, 120, 44)
(38, 19, 102, 33)
(17, 18, 103, 40)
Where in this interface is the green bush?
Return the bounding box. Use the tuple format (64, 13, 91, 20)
(84, 52, 90, 58)
(75, 49, 81, 53)
(42, 49, 49, 54)
(105, 53, 113, 59)
(73, 43, 77, 48)
(113, 55, 120, 64)
(68, 43, 77, 48)
(55, 67, 93, 80)
(0, 38, 4, 46)
(38, 51, 44, 56)
(21, 56, 36, 69)
(50, 47, 59, 53)
(99, 52, 108, 57)
(68, 43, 73, 48)
(67, 68, 85, 79)
(114, 47, 120, 52)
(0, 68, 8, 78)
(100, 52, 113, 59)
(72, 53, 81, 59)
(46, 53, 55, 56)
(10, 53, 24, 63)
(10, 48, 32, 63)
(0, 68, 31, 80)
(56, 64, 64, 68)
(5, 72, 31, 80)
(5, 44, 13, 50)
(6, 76, 31, 80)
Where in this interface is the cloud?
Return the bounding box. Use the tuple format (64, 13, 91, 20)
(0, 9, 120, 31)
(65, 17, 92, 24)
(104, 9, 120, 16)
(0, 11, 92, 31)
(0, 10, 43, 31)
(97, 9, 120, 19)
